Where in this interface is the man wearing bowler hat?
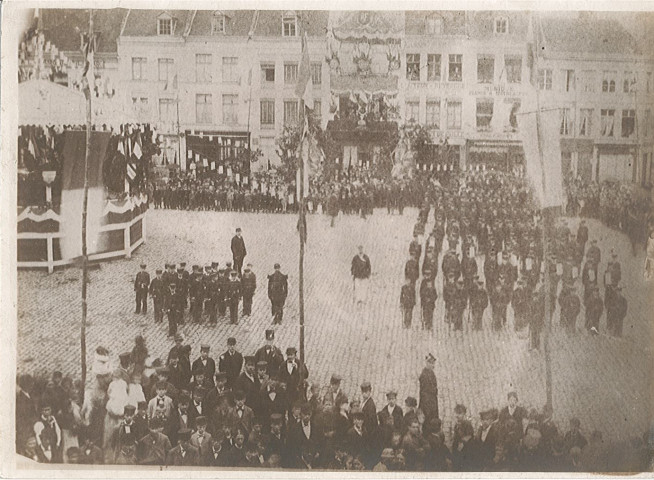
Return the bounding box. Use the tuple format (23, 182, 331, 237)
(255, 329, 284, 376)
(268, 263, 288, 324)
(192, 344, 216, 388)
(219, 337, 243, 389)
(134, 264, 150, 314)
(276, 347, 309, 411)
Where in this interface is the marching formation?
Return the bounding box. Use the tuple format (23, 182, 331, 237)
(399, 171, 629, 341)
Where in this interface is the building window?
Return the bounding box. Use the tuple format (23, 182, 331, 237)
(158, 98, 176, 122)
(406, 54, 420, 81)
(446, 100, 462, 129)
(132, 97, 149, 117)
(195, 54, 212, 83)
(448, 54, 462, 82)
(311, 63, 322, 86)
(158, 17, 172, 36)
(158, 58, 174, 82)
(508, 99, 521, 131)
(621, 109, 636, 138)
(405, 101, 419, 122)
(313, 100, 322, 119)
(476, 98, 494, 131)
(494, 17, 508, 34)
(427, 54, 441, 81)
(260, 99, 275, 127)
(132, 57, 147, 80)
(579, 108, 593, 137)
(284, 63, 298, 84)
(562, 69, 575, 92)
(504, 56, 522, 84)
(284, 99, 299, 125)
(602, 71, 616, 92)
(581, 70, 596, 92)
(645, 109, 651, 137)
(425, 15, 443, 34)
(282, 12, 297, 37)
(222, 57, 239, 83)
(222, 94, 238, 124)
(196, 94, 212, 124)
(261, 63, 275, 85)
(623, 71, 637, 93)
(560, 108, 573, 136)
(426, 99, 440, 128)
(537, 69, 552, 90)
(212, 13, 226, 34)
(600, 109, 615, 137)
(477, 55, 494, 84)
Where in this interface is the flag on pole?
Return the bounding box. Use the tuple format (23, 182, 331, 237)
(133, 137, 143, 160)
(517, 105, 564, 209)
(81, 32, 96, 98)
(295, 31, 314, 110)
(126, 163, 137, 181)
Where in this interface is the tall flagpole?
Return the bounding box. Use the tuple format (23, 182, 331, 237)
(80, 8, 93, 403)
(299, 101, 306, 365)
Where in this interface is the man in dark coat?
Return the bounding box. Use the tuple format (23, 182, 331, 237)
(606, 284, 628, 337)
(420, 276, 437, 330)
(191, 344, 216, 388)
(166, 428, 200, 466)
(378, 391, 404, 436)
(236, 356, 259, 410)
(137, 417, 172, 465)
(134, 264, 150, 314)
(254, 329, 284, 376)
(231, 227, 247, 276)
(419, 353, 439, 422)
(241, 264, 256, 316)
(268, 263, 288, 324)
(188, 268, 205, 324)
(499, 391, 527, 438)
(218, 337, 243, 390)
(477, 409, 501, 469)
(470, 279, 488, 331)
(584, 286, 604, 333)
(559, 283, 581, 335)
(276, 347, 309, 412)
(405, 254, 420, 285)
(351, 245, 372, 304)
(226, 270, 242, 325)
(287, 404, 324, 468)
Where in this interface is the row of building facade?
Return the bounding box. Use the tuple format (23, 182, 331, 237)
(21, 9, 654, 187)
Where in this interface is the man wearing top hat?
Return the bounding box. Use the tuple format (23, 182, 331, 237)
(149, 268, 166, 323)
(192, 344, 216, 388)
(276, 347, 309, 411)
(236, 356, 259, 410)
(255, 329, 284, 376)
(419, 353, 439, 422)
(219, 337, 243, 389)
(268, 263, 288, 325)
(231, 227, 247, 276)
(134, 264, 150, 314)
(112, 404, 139, 463)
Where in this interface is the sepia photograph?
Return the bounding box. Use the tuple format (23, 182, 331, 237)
(3, 0, 654, 475)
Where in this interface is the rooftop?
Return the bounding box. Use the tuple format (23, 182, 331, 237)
(41, 9, 128, 53)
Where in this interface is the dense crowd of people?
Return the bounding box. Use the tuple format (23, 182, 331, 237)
(16, 337, 653, 471)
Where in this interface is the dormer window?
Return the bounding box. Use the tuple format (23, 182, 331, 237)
(283, 12, 297, 37)
(494, 17, 508, 34)
(425, 15, 443, 35)
(212, 12, 226, 35)
(158, 13, 173, 35)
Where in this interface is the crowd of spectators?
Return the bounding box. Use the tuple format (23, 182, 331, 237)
(16, 337, 653, 471)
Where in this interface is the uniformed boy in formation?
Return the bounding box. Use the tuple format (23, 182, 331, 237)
(606, 284, 627, 337)
(268, 264, 288, 325)
(149, 269, 165, 324)
(241, 264, 257, 316)
(470, 278, 488, 331)
(400, 277, 415, 329)
(164, 283, 182, 337)
(134, 264, 150, 314)
(227, 270, 242, 325)
(419, 272, 437, 331)
(189, 265, 205, 324)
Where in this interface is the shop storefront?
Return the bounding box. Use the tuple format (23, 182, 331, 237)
(560, 138, 594, 182)
(597, 144, 637, 183)
(466, 140, 523, 175)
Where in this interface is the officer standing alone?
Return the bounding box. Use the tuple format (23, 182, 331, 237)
(134, 264, 150, 314)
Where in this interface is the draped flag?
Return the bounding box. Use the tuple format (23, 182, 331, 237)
(518, 106, 564, 209)
(295, 31, 314, 110)
(81, 32, 96, 99)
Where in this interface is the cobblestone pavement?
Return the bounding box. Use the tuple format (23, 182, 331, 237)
(17, 208, 653, 442)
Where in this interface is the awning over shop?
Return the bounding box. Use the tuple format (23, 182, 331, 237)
(330, 73, 398, 95)
(326, 119, 398, 143)
(19, 79, 136, 127)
